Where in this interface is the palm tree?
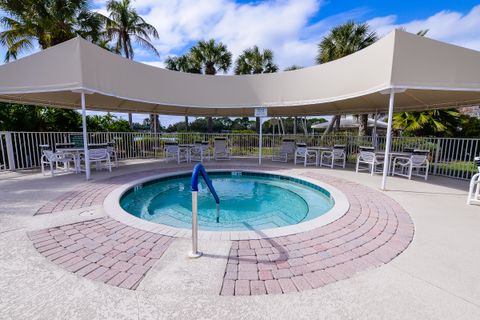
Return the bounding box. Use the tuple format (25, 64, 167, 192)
(285, 65, 303, 71)
(234, 46, 278, 75)
(234, 45, 278, 132)
(0, 0, 105, 62)
(189, 39, 232, 132)
(393, 109, 460, 136)
(190, 39, 232, 75)
(105, 0, 159, 59)
(316, 21, 378, 136)
(105, 0, 159, 127)
(165, 54, 201, 74)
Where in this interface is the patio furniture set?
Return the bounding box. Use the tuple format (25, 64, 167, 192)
(40, 143, 116, 177)
(163, 137, 232, 164)
(272, 139, 430, 180)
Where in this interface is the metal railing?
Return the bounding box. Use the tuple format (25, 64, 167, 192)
(1, 131, 479, 180)
(189, 163, 220, 258)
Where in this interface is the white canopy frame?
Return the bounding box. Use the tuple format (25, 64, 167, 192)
(1, 29, 480, 189)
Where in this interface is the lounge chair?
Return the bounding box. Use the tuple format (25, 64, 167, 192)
(392, 150, 429, 180)
(320, 144, 346, 169)
(214, 138, 231, 160)
(272, 139, 296, 162)
(294, 143, 317, 167)
(191, 141, 210, 162)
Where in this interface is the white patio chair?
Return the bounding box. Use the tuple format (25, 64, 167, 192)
(164, 142, 187, 164)
(356, 147, 384, 175)
(214, 138, 231, 160)
(294, 143, 318, 167)
(272, 139, 296, 162)
(107, 142, 118, 167)
(190, 141, 210, 162)
(320, 145, 346, 169)
(392, 150, 429, 180)
(85, 148, 113, 172)
(41, 149, 76, 177)
(467, 157, 480, 205)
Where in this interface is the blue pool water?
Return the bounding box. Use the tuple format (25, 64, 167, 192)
(120, 172, 334, 231)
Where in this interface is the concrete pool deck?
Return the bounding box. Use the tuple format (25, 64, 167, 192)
(1, 159, 479, 319)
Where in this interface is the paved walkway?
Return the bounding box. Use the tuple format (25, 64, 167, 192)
(221, 172, 413, 295)
(1, 160, 479, 319)
(27, 165, 412, 296)
(28, 217, 172, 290)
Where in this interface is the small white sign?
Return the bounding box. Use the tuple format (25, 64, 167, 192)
(254, 107, 268, 117)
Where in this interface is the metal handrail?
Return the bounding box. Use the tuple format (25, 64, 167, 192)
(191, 163, 220, 203)
(189, 163, 220, 258)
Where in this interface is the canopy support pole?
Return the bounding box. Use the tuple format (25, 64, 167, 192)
(373, 111, 378, 149)
(259, 117, 263, 165)
(153, 113, 157, 135)
(153, 113, 157, 157)
(81, 92, 90, 180)
(381, 90, 395, 190)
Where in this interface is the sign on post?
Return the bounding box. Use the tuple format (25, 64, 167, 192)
(254, 107, 268, 118)
(69, 134, 84, 147)
(255, 107, 268, 165)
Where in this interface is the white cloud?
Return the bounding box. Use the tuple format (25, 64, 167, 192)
(4, 1, 480, 123)
(368, 5, 480, 51)
(96, 0, 324, 69)
(207, 0, 320, 68)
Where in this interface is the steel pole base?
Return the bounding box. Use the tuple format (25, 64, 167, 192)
(188, 251, 203, 259)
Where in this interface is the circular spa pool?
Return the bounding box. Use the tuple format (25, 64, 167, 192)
(119, 171, 335, 231)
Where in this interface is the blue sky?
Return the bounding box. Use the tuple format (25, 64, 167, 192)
(2, 0, 480, 126)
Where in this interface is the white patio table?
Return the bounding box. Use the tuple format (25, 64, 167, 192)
(56, 147, 84, 174)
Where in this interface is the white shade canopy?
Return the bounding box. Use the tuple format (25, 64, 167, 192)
(0, 29, 480, 116)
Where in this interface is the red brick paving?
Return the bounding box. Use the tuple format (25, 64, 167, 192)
(28, 217, 172, 290)
(29, 166, 414, 295)
(219, 172, 414, 296)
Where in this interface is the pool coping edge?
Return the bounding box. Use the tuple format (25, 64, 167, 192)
(103, 169, 350, 240)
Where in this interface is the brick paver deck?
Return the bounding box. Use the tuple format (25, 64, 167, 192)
(220, 172, 414, 296)
(28, 217, 172, 290)
(29, 166, 413, 294)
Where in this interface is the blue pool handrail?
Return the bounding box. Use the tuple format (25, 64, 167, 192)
(189, 164, 220, 258)
(191, 163, 220, 204)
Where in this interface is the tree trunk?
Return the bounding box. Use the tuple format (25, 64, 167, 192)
(358, 114, 369, 136)
(302, 117, 308, 135)
(334, 116, 341, 131)
(323, 115, 340, 136)
(256, 117, 260, 133)
(207, 117, 213, 133)
(149, 114, 159, 132)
